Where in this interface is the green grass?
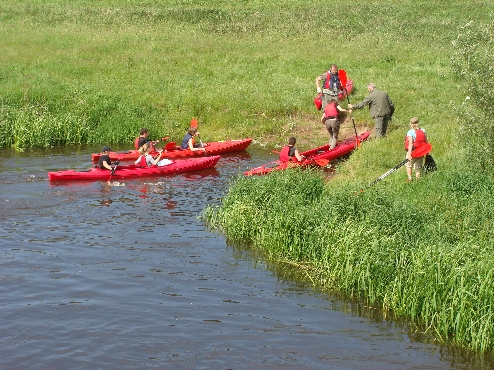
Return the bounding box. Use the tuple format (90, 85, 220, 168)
(0, 0, 488, 150)
(3, 0, 494, 354)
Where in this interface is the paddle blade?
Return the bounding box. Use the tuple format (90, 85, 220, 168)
(190, 118, 198, 128)
(412, 143, 432, 158)
(164, 142, 177, 151)
(314, 159, 329, 167)
(338, 69, 347, 88)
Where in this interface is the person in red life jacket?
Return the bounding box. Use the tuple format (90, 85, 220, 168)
(321, 98, 352, 149)
(315, 64, 343, 109)
(405, 117, 428, 182)
(181, 127, 207, 153)
(279, 137, 304, 162)
(134, 128, 157, 151)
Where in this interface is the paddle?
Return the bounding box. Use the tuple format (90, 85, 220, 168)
(341, 81, 361, 149)
(338, 69, 347, 96)
(351, 118, 361, 149)
(163, 142, 177, 151)
(190, 118, 198, 128)
(107, 160, 120, 183)
(197, 134, 207, 155)
(362, 143, 432, 190)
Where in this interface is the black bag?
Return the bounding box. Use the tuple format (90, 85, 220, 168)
(423, 153, 437, 173)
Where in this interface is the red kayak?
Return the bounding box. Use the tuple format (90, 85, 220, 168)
(91, 138, 252, 162)
(49, 156, 220, 181)
(244, 132, 370, 176)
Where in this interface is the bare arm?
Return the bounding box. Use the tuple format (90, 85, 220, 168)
(337, 104, 352, 114)
(102, 160, 112, 170)
(406, 136, 413, 159)
(188, 137, 206, 152)
(315, 76, 323, 91)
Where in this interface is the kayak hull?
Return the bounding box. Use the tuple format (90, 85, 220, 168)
(244, 132, 370, 176)
(91, 138, 252, 162)
(49, 156, 221, 181)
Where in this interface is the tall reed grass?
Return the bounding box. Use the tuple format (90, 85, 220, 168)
(202, 165, 494, 352)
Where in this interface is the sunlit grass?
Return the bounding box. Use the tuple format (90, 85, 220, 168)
(0, 1, 489, 149)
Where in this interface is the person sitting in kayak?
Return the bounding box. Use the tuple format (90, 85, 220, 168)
(181, 127, 207, 153)
(135, 142, 173, 167)
(279, 137, 304, 162)
(134, 128, 157, 151)
(98, 146, 114, 170)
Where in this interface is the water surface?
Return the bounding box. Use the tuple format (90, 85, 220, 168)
(0, 145, 487, 369)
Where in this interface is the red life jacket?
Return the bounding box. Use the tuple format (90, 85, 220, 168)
(314, 93, 323, 110)
(404, 128, 427, 150)
(136, 155, 147, 167)
(279, 145, 291, 162)
(134, 136, 140, 150)
(324, 102, 339, 119)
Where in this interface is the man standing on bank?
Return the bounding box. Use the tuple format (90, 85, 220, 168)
(315, 64, 343, 109)
(349, 83, 394, 138)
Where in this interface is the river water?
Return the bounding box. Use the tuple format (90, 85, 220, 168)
(0, 145, 488, 369)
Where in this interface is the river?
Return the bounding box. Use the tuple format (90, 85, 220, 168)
(0, 144, 488, 369)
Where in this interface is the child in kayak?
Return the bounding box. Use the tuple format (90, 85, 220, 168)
(98, 146, 114, 170)
(135, 142, 173, 167)
(181, 127, 207, 153)
(279, 137, 304, 162)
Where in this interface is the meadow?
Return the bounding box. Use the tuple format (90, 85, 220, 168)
(2, 0, 494, 354)
(0, 0, 486, 151)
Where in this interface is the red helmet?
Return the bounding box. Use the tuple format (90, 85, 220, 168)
(314, 93, 323, 110)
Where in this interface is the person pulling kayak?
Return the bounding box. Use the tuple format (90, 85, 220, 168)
(181, 127, 207, 153)
(404, 116, 428, 182)
(279, 137, 305, 162)
(321, 98, 352, 150)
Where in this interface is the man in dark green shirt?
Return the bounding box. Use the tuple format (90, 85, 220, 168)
(349, 83, 394, 138)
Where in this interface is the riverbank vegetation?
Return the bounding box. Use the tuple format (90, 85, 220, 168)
(2, 0, 494, 354)
(203, 16, 494, 353)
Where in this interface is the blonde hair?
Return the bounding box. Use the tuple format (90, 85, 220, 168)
(410, 117, 419, 128)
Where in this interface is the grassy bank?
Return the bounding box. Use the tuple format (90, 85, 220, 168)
(202, 14, 494, 353)
(203, 163, 494, 352)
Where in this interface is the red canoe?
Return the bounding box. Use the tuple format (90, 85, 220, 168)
(49, 156, 221, 181)
(244, 132, 370, 176)
(91, 138, 252, 162)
